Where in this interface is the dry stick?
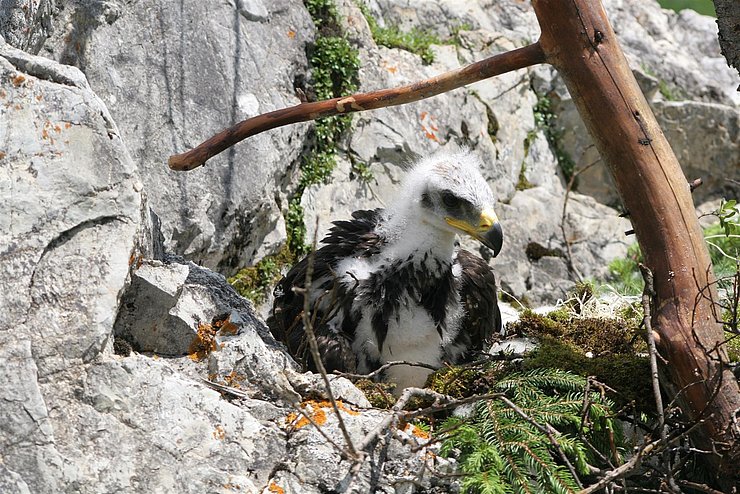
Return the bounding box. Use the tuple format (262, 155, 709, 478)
(560, 159, 599, 282)
(640, 264, 683, 494)
(333, 360, 439, 380)
(578, 439, 663, 494)
(298, 219, 359, 461)
(168, 43, 546, 171)
(639, 264, 666, 438)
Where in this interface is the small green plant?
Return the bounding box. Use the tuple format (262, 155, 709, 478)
(605, 242, 644, 296)
(532, 94, 577, 185)
(228, 247, 296, 304)
(657, 0, 715, 16)
(441, 369, 622, 494)
(356, 1, 441, 64)
(516, 163, 535, 191)
(350, 158, 374, 182)
(287, 198, 309, 257)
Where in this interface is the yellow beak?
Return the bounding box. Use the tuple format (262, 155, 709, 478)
(445, 208, 503, 256)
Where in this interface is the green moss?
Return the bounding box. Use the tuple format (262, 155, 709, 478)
(426, 365, 497, 399)
(503, 309, 651, 410)
(284, 1, 362, 255)
(510, 309, 642, 356)
(354, 379, 397, 408)
(532, 94, 577, 185)
(357, 1, 441, 64)
(515, 163, 534, 191)
(523, 337, 653, 412)
(228, 246, 297, 304)
(524, 242, 563, 261)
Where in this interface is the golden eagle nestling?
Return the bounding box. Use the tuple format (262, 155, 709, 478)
(268, 149, 503, 392)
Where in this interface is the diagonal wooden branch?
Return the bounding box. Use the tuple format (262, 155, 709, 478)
(168, 43, 545, 171)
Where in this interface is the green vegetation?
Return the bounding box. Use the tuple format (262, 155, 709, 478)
(349, 157, 374, 182)
(605, 242, 645, 295)
(290, 0, 360, 254)
(356, 1, 441, 64)
(228, 247, 296, 304)
(231, 0, 360, 300)
(508, 309, 653, 411)
(532, 94, 577, 185)
(658, 0, 715, 16)
(657, 78, 681, 101)
(516, 163, 534, 191)
(441, 369, 622, 494)
(606, 201, 739, 296)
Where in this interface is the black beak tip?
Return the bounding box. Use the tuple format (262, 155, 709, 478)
(484, 222, 503, 257)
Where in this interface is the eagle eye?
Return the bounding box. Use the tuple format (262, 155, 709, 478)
(441, 191, 461, 209)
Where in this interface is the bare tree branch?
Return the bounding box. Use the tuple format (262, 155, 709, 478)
(299, 217, 359, 460)
(168, 43, 545, 171)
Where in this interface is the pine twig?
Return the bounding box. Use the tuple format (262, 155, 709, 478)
(496, 395, 584, 489)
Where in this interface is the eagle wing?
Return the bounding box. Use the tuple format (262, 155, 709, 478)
(267, 209, 385, 373)
(454, 249, 501, 357)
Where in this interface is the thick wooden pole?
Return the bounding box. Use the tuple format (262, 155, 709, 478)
(531, 0, 740, 483)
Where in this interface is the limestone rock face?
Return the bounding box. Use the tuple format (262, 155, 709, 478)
(0, 41, 142, 376)
(0, 40, 142, 492)
(3, 0, 315, 273)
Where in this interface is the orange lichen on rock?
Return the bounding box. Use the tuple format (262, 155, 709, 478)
(284, 400, 361, 430)
(405, 423, 430, 440)
(212, 425, 226, 440)
(223, 370, 245, 389)
(268, 481, 285, 494)
(188, 322, 218, 361)
(12, 74, 26, 87)
(215, 315, 239, 335)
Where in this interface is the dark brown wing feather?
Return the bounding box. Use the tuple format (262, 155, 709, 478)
(454, 249, 501, 356)
(267, 209, 385, 372)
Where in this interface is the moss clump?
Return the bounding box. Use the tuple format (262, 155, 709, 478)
(228, 246, 296, 304)
(515, 163, 534, 191)
(523, 337, 652, 412)
(426, 364, 499, 399)
(357, 2, 441, 64)
(354, 379, 397, 408)
(525, 242, 563, 261)
(506, 309, 651, 411)
(509, 309, 642, 357)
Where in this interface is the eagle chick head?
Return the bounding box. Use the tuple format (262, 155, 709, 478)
(393, 148, 503, 256)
